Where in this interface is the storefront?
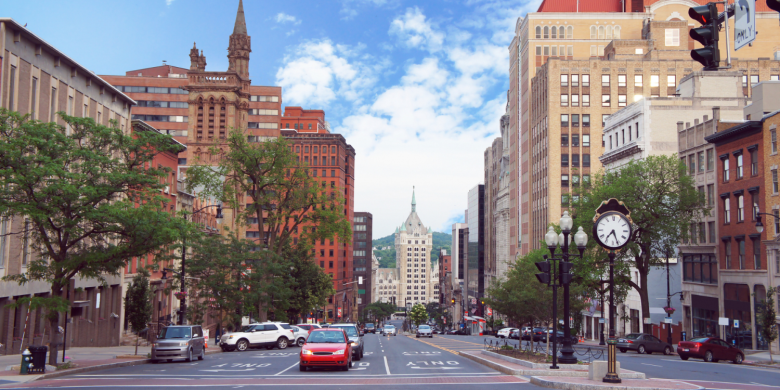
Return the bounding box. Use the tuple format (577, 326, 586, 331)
(723, 283, 753, 349)
(690, 294, 720, 338)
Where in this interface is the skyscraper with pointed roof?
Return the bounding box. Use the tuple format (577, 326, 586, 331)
(393, 188, 435, 306)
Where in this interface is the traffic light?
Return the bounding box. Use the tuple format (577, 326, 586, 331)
(451, 298, 456, 304)
(560, 261, 573, 285)
(689, 3, 719, 70)
(535, 261, 551, 285)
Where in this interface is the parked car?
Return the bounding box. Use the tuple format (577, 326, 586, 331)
(383, 325, 397, 336)
(291, 326, 310, 347)
(542, 330, 579, 345)
(364, 323, 376, 334)
(677, 337, 744, 364)
(523, 327, 547, 342)
(219, 322, 294, 352)
(328, 323, 364, 360)
(296, 324, 322, 334)
(299, 328, 353, 371)
(152, 325, 206, 363)
(496, 327, 518, 339)
(417, 324, 434, 338)
(617, 333, 673, 355)
(377, 327, 383, 334)
(509, 329, 521, 339)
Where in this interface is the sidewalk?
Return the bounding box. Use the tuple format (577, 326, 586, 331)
(0, 343, 223, 386)
(743, 350, 780, 366)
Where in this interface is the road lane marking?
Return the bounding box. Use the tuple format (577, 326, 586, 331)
(384, 356, 391, 375)
(641, 363, 662, 367)
(411, 367, 460, 370)
(274, 362, 299, 376)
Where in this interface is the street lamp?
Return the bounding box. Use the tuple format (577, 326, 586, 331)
(177, 203, 224, 325)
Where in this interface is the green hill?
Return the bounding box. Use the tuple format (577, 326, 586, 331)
(372, 231, 452, 269)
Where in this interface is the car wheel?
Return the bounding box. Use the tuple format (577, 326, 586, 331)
(663, 346, 672, 356)
(430, 335, 433, 338)
(277, 337, 288, 349)
(236, 339, 249, 352)
(198, 347, 205, 361)
(637, 345, 646, 354)
(680, 355, 689, 360)
(151, 359, 159, 364)
(620, 349, 627, 353)
(733, 354, 743, 364)
(187, 348, 193, 362)
(297, 338, 305, 347)
(299, 364, 307, 371)
(416, 335, 419, 338)
(704, 350, 714, 362)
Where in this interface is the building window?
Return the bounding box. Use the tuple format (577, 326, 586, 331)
(562, 174, 569, 187)
(562, 154, 569, 167)
(738, 240, 745, 269)
(773, 169, 778, 193)
(536, 26, 541, 38)
(751, 75, 759, 86)
(651, 75, 660, 87)
(561, 74, 569, 87)
(602, 74, 610, 87)
(572, 134, 580, 146)
(772, 129, 778, 154)
(754, 239, 762, 269)
(706, 149, 714, 170)
(618, 74, 626, 87)
(561, 134, 569, 146)
(724, 198, 731, 224)
(725, 241, 732, 269)
(561, 114, 569, 127)
(582, 94, 590, 107)
(50, 87, 57, 122)
(737, 195, 744, 222)
(571, 74, 579, 87)
(665, 28, 680, 46)
(602, 114, 609, 127)
(583, 114, 590, 127)
(775, 210, 780, 234)
(752, 192, 759, 220)
(689, 155, 696, 175)
(698, 152, 705, 173)
(750, 149, 758, 176)
(583, 154, 590, 167)
(572, 154, 580, 167)
(602, 94, 611, 107)
(582, 74, 590, 87)
(635, 75, 643, 87)
(707, 184, 714, 207)
(618, 95, 627, 107)
(708, 221, 715, 243)
(572, 114, 580, 127)
(609, 135, 613, 149)
(583, 134, 590, 147)
(31, 77, 38, 119)
(668, 75, 676, 87)
(683, 254, 717, 284)
(736, 154, 743, 179)
(571, 94, 579, 107)
(723, 159, 730, 182)
(699, 222, 706, 243)
(561, 94, 569, 106)
(743, 75, 748, 88)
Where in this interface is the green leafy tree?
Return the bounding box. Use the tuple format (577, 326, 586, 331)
(365, 301, 397, 322)
(282, 241, 335, 322)
(125, 270, 153, 356)
(409, 303, 428, 327)
(570, 155, 707, 333)
(0, 109, 185, 365)
(425, 302, 451, 329)
(754, 287, 778, 363)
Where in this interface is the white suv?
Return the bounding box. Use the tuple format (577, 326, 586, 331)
(219, 322, 295, 352)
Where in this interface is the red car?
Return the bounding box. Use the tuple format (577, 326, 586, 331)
(299, 328, 353, 371)
(677, 337, 744, 364)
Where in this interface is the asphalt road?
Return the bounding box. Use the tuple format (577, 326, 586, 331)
(4, 324, 540, 389)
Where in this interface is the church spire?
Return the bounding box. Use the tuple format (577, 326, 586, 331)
(233, 0, 247, 35)
(412, 186, 416, 212)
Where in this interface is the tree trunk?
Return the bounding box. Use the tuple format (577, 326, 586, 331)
(48, 315, 60, 366)
(639, 267, 651, 335)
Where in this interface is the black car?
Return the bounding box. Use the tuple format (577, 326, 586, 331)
(542, 330, 578, 345)
(364, 323, 376, 334)
(523, 327, 547, 342)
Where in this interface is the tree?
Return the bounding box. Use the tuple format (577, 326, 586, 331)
(365, 301, 396, 322)
(125, 270, 153, 356)
(409, 303, 428, 327)
(425, 302, 451, 329)
(755, 287, 778, 363)
(0, 109, 185, 365)
(571, 155, 707, 333)
(282, 241, 335, 322)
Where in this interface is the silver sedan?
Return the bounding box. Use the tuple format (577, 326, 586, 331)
(416, 325, 433, 338)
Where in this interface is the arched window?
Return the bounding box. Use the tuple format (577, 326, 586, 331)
(590, 26, 597, 39)
(551, 26, 557, 39)
(567, 26, 573, 39)
(598, 26, 605, 39)
(614, 25, 621, 39)
(536, 26, 541, 39)
(606, 25, 613, 39)
(558, 26, 565, 39)
(544, 26, 549, 39)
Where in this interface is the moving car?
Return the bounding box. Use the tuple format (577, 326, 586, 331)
(296, 324, 322, 334)
(496, 327, 518, 339)
(523, 327, 546, 342)
(328, 323, 364, 360)
(219, 322, 294, 352)
(542, 330, 579, 345)
(151, 325, 206, 363)
(299, 328, 353, 371)
(677, 337, 744, 364)
(509, 329, 521, 339)
(364, 323, 376, 334)
(617, 333, 673, 355)
(383, 325, 397, 336)
(291, 326, 310, 347)
(416, 324, 433, 338)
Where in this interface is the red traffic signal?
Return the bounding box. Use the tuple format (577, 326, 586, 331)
(688, 4, 714, 24)
(689, 3, 720, 70)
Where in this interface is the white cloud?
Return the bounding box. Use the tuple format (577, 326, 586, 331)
(275, 12, 301, 25)
(165, 0, 175, 6)
(389, 7, 444, 52)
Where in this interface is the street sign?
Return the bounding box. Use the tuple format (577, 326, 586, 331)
(599, 318, 605, 323)
(734, 319, 740, 328)
(735, 0, 756, 50)
(664, 317, 673, 324)
(337, 308, 342, 318)
(486, 307, 492, 316)
(719, 317, 729, 326)
(443, 318, 446, 324)
(471, 298, 477, 305)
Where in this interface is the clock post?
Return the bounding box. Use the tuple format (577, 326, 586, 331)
(592, 199, 633, 384)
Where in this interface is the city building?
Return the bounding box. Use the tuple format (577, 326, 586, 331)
(509, 0, 780, 257)
(438, 249, 451, 301)
(465, 185, 485, 317)
(759, 106, 780, 357)
(353, 212, 373, 319)
(484, 113, 513, 289)
(393, 189, 435, 305)
(451, 223, 468, 324)
(0, 18, 134, 353)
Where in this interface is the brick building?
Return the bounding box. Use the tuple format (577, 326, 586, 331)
(352, 212, 373, 320)
(509, 0, 780, 257)
(0, 18, 134, 353)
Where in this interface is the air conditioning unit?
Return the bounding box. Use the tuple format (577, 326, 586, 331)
(164, 186, 169, 194)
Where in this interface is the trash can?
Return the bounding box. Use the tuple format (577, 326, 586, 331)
(27, 345, 48, 374)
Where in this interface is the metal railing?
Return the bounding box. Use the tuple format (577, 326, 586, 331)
(483, 337, 606, 364)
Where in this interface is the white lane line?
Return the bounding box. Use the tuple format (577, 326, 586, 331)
(384, 356, 391, 375)
(273, 362, 299, 376)
(641, 363, 662, 367)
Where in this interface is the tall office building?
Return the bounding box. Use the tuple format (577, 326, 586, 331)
(394, 189, 435, 305)
(352, 212, 373, 319)
(466, 185, 485, 316)
(509, 0, 780, 255)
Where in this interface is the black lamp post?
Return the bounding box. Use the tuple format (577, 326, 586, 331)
(175, 203, 223, 325)
(543, 211, 589, 366)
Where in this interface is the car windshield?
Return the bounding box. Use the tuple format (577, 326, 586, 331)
(331, 326, 358, 336)
(419, 325, 430, 330)
(625, 334, 641, 340)
(690, 337, 710, 342)
(308, 331, 346, 343)
(158, 327, 191, 339)
(365, 324, 375, 328)
(385, 326, 395, 329)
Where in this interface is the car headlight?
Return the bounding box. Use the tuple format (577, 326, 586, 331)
(334, 350, 345, 355)
(301, 350, 313, 355)
(351, 341, 358, 346)
(179, 342, 188, 347)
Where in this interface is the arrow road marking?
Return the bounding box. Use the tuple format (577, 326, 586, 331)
(200, 369, 256, 372)
(410, 367, 460, 370)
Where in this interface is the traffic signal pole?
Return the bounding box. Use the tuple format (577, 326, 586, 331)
(721, 1, 732, 68)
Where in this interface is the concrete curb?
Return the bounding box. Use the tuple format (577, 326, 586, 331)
(744, 361, 780, 370)
(458, 351, 645, 379)
(529, 376, 704, 390)
(483, 350, 583, 370)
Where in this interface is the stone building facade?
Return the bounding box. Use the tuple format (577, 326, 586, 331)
(393, 190, 435, 306)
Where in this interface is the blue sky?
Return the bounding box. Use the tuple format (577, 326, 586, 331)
(4, 0, 541, 238)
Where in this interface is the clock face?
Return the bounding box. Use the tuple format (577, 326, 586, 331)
(595, 212, 631, 249)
